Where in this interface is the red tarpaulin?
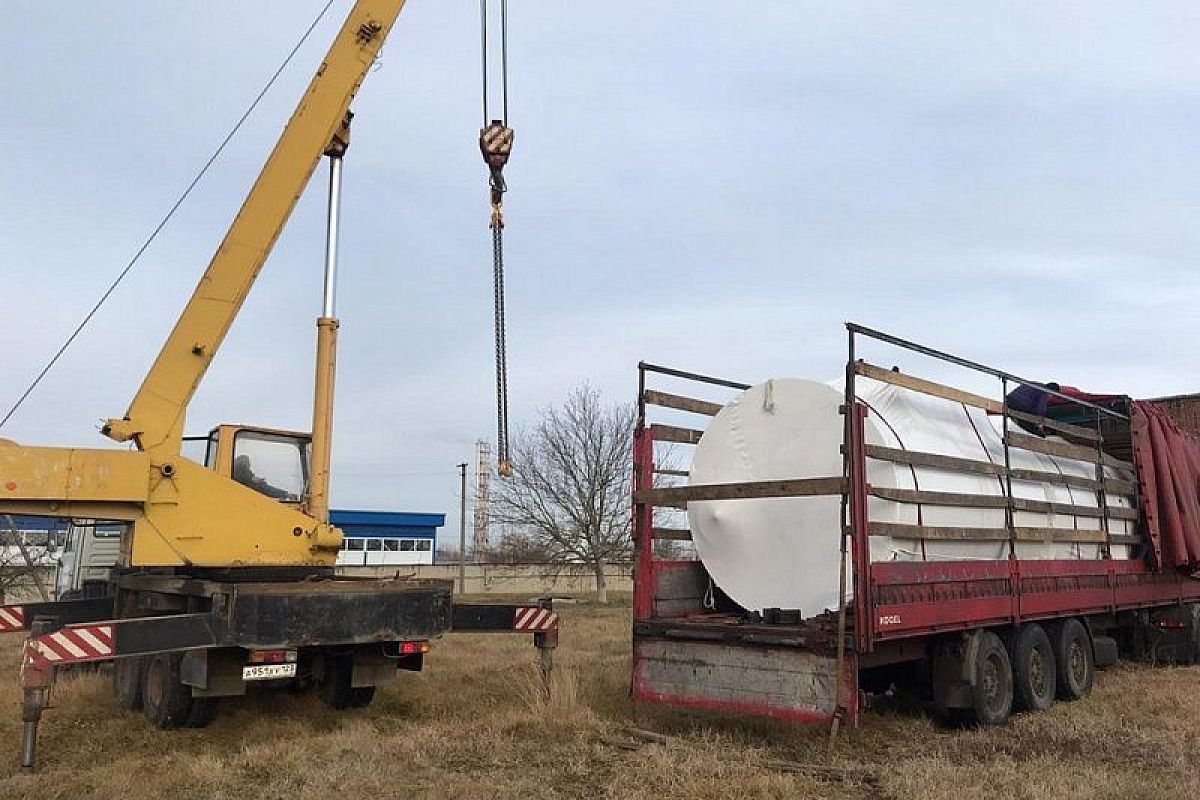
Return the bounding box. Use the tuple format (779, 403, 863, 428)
(1131, 401, 1200, 572)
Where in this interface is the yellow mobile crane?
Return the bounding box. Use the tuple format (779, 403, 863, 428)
(0, 0, 555, 769)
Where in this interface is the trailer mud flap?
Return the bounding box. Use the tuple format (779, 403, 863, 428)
(632, 638, 852, 724)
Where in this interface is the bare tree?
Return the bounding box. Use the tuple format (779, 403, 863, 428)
(486, 530, 558, 564)
(492, 386, 634, 603)
(0, 516, 55, 603)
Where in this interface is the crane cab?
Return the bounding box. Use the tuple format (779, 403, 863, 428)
(190, 425, 313, 505)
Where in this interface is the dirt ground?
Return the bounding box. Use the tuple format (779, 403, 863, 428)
(0, 597, 1196, 800)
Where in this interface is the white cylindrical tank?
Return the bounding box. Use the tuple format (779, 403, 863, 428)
(687, 378, 1135, 616)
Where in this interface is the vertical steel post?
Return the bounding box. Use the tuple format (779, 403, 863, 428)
(534, 599, 556, 698)
(831, 326, 856, 743)
(458, 462, 468, 593)
(19, 616, 55, 771)
(1094, 409, 1113, 560)
(1001, 379, 1017, 559)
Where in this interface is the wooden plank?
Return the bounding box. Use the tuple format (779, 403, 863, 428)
(654, 468, 690, 478)
(871, 521, 1136, 546)
(1009, 466, 1094, 492)
(855, 362, 1003, 414)
(1005, 430, 1127, 468)
(1006, 408, 1100, 442)
(652, 527, 693, 541)
(1012, 527, 1107, 544)
(649, 424, 704, 445)
(855, 362, 1110, 444)
(870, 487, 1008, 509)
(635, 477, 846, 508)
(1099, 477, 1137, 496)
(869, 522, 1011, 541)
(643, 390, 724, 417)
(866, 444, 1004, 477)
(870, 486, 1139, 521)
(866, 444, 1136, 496)
(1108, 534, 1144, 546)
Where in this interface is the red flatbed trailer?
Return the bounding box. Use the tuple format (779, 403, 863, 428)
(631, 324, 1200, 728)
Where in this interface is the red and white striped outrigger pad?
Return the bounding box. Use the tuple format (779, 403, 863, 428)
(513, 606, 558, 631)
(0, 605, 25, 631)
(24, 624, 115, 668)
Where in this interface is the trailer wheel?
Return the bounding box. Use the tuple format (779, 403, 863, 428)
(1009, 624, 1055, 712)
(113, 656, 145, 711)
(1051, 619, 1094, 701)
(319, 654, 376, 710)
(968, 631, 1013, 726)
(141, 653, 193, 729)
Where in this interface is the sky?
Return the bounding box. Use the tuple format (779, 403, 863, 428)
(1, 2, 1198, 543)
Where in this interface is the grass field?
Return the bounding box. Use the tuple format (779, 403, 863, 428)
(0, 597, 1196, 799)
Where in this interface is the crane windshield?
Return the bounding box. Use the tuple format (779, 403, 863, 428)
(231, 431, 309, 502)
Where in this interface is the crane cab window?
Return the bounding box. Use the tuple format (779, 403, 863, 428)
(232, 432, 308, 502)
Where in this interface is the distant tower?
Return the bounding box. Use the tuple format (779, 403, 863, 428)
(473, 439, 492, 560)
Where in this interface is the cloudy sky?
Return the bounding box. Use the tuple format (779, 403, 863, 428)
(2, 2, 1197, 539)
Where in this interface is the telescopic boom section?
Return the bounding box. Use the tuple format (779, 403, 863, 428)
(102, 0, 408, 457)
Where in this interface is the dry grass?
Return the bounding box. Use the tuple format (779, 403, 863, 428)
(0, 596, 1197, 799)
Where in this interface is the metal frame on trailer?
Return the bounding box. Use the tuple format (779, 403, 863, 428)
(631, 323, 1200, 732)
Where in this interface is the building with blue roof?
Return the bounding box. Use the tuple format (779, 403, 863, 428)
(330, 509, 443, 567)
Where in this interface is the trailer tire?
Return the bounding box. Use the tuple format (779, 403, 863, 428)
(113, 656, 144, 711)
(319, 654, 376, 710)
(1051, 618, 1094, 701)
(142, 653, 193, 729)
(968, 631, 1013, 726)
(1009, 624, 1055, 713)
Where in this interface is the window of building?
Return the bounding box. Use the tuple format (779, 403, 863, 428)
(400, 540, 416, 552)
(416, 540, 432, 552)
(366, 539, 383, 552)
(383, 540, 399, 552)
(345, 538, 364, 551)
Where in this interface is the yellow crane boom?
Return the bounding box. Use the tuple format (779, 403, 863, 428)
(0, 0, 408, 568)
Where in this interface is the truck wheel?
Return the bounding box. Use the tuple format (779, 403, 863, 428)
(113, 656, 144, 711)
(186, 697, 220, 728)
(1051, 619, 1094, 701)
(969, 631, 1013, 726)
(1009, 624, 1055, 712)
(319, 654, 376, 710)
(141, 653, 193, 729)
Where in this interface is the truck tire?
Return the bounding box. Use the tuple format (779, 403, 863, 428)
(142, 653, 193, 729)
(319, 654, 377, 710)
(186, 697, 220, 728)
(1051, 618, 1094, 701)
(968, 631, 1013, 726)
(113, 656, 145, 711)
(1008, 624, 1055, 712)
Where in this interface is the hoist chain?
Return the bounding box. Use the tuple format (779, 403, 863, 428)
(480, 0, 514, 478)
(491, 220, 511, 477)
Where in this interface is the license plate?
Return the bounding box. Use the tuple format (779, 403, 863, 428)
(242, 663, 297, 681)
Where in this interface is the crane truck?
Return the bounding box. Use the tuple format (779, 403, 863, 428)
(0, 0, 556, 769)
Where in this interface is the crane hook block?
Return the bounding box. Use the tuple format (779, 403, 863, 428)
(479, 120, 514, 204)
